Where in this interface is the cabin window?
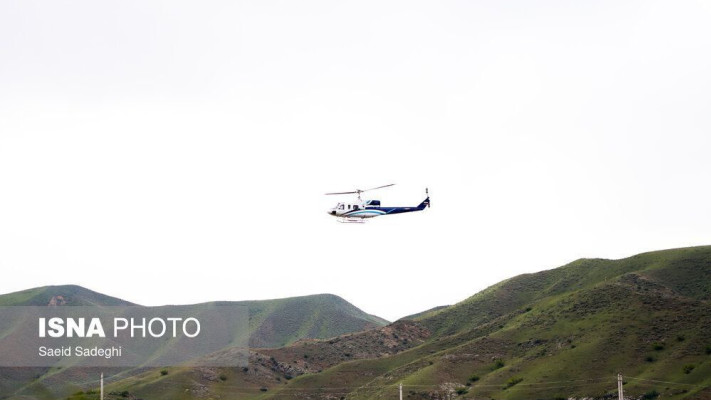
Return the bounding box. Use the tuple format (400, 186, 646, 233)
(348, 205, 351, 210)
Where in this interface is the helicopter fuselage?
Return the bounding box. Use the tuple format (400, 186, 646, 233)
(328, 197, 430, 219)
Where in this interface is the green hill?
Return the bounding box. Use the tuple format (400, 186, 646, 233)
(115, 244, 706, 400)
(0, 285, 387, 348)
(416, 246, 711, 337)
(322, 245, 711, 400)
(226, 293, 389, 348)
(6, 246, 711, 400)
(0, 286, 388, 399)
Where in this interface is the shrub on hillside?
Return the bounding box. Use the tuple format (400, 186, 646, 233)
(490, 359, 505, 370)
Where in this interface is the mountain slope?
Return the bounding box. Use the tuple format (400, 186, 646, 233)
(8, 245, 711, 400)
(0, 286, 388, 399)
(417, 246, 711, 336)
(245, 245, 711, 400)
(0, 285, 388, 348)
(225, 293, 389, 348)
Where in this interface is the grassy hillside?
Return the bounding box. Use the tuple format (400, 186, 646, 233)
(7, 246, 711, 400)
(416, 247, 711, 336)
(340, 246, 711, 400)
(226, 293, 389, 348)
(0, 287, 388, 399)
(88, 245, 710, 400)
(0, 285, 387, 347)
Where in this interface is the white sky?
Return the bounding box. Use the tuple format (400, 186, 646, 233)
(1, 0, 710, 321)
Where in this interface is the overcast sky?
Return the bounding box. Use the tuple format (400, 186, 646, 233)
(1, 0, 710, 321)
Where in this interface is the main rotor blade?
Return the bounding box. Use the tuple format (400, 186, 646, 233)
(324, 184, 394, 196)
(363, 183, 395, 192)
(324, 191, 359, 195)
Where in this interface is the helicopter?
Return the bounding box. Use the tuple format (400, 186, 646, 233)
(325, 184, 430, 222)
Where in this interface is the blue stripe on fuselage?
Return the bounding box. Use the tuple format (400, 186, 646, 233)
(366, 206, 423, 215)
(343, 209, 386, 217)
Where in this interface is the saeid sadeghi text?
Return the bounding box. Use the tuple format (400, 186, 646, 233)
(38, 345, 122, 359)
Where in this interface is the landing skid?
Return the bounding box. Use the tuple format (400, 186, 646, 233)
(338, 217, 366, 224)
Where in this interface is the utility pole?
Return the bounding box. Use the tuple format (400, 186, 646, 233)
(399, 383, 403, 400)
(617, 373, 623, 400)
(101, 372, 104, 400)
